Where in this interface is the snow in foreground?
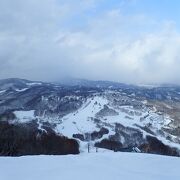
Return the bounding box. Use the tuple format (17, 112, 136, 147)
(0, 152, 180, 180)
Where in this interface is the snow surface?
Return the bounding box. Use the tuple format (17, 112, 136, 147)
(14, 110, 35, 123)
(0, 152, 180, 180)
(0, 90, 6, 94)
(56, 96, 108, 137)
(15, 88, 29, 92)
(26, 82, 42, 86)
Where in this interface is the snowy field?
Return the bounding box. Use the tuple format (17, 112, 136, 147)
(0, 152, 180, 180)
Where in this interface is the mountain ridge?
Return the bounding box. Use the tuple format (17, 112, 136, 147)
(0, 78, 180, 156)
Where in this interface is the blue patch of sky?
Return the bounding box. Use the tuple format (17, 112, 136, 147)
(61, 0, 180, 31)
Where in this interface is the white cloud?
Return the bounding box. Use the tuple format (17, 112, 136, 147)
(0, 0, 180, 84)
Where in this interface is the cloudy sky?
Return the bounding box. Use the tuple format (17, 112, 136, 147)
(0, 0, 180, 84)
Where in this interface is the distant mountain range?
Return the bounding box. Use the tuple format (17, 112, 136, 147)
(0, 78, 180, 156)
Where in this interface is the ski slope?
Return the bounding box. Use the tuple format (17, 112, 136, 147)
(0, 152, 180, 180)
(11, 94, 180, 151)
(56, 96, 108, 137)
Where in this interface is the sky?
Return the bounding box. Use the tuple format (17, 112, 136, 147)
(0, 0, 180, 84)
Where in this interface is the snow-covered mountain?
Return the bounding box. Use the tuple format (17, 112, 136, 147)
(0, 78, 180, 156)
